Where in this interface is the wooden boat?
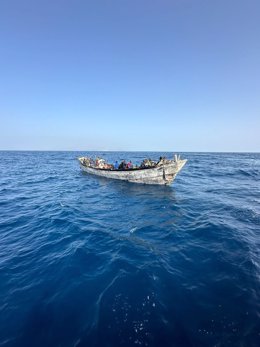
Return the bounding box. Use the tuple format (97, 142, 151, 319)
(78, 154, 187, 185)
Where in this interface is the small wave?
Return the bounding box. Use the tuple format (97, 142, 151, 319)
(130, 227, 137, 233)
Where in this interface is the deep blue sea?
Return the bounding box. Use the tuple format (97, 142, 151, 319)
(0, 151, 259, 347)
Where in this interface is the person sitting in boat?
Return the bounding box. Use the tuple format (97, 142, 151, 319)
(118, 160, 126, 170)
(126, 161, 133, 169)
(140, 158, 156, 168)
(95, 157, 100, 167)
(157, 156, 166, 165)
(95, 158, 105, 168)
(140, 159, 149, 168)
(83, 157, 88, 165)
(114, 161, 119, 169)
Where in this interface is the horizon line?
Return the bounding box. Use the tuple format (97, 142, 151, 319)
(0, 149, 259, 154)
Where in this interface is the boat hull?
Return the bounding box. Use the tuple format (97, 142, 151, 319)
(78, 157, 187, 185)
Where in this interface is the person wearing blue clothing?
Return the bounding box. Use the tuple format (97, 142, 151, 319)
(114, 161, 119, 169)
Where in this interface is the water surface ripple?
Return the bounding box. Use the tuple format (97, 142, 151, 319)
(0, 151, 259, 347)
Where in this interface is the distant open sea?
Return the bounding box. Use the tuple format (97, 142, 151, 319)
(0, 151, 259, 347)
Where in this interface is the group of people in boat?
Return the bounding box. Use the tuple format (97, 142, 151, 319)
(114, 160, 133, 170)
(81, 156, 166, 170)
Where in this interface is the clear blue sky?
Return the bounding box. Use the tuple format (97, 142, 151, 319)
(0, 0, 259, 151)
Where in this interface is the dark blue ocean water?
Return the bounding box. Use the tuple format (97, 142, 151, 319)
(0, 151, 259, 347)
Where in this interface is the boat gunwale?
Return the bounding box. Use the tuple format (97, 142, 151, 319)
(80, 163, 159, 172)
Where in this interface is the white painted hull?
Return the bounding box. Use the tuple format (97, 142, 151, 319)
(78, 157, 187, 185)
